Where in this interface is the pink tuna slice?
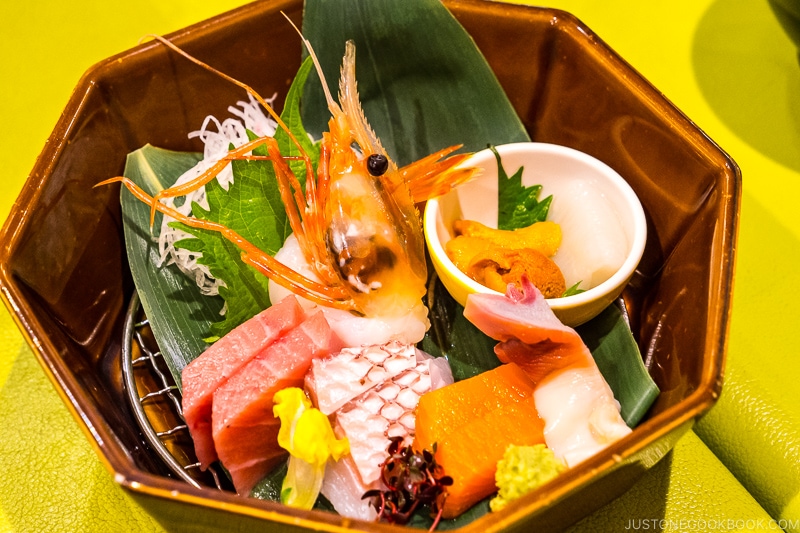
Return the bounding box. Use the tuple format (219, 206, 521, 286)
(181, 295, 305, 470)
(211, 311, 340, 495)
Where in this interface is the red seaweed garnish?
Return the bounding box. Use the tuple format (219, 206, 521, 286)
(362, 437, 453, 531)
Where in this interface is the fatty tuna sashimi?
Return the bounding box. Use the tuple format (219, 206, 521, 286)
(463, 278, 631, 467)
(414, 363, 545, 519)
(211, 311, 338, 495)
(181, 295, 305, 469)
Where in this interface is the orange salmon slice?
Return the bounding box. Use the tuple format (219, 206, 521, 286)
(414, 363, 545, 518)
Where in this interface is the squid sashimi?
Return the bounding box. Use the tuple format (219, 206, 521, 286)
(181, 295, 305, 469)
(463, 278, 631, 467)
(548, 179, 628, 289)
(414, 363, 545, 519)
(211, 311, 340, 495)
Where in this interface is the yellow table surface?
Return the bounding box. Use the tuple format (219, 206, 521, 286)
(1, 0, 799, 532)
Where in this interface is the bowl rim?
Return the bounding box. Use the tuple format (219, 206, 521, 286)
(424, 141, 648, 314)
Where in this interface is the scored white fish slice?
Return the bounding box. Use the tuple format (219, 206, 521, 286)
(332, 351, 454, 486)
(305, 341, 417, 415)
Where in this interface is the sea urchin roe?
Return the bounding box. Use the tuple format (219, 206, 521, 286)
(445, 219, 566, 297)
(468, 247, 565, 298)
(454, 219, 561, 257)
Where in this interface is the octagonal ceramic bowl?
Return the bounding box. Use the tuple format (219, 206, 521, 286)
(0, 0, 739, 532)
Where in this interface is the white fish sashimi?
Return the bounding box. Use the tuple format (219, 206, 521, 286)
(305, 342, 418, 415)
(269, 233, 429, 346)
(321, 455, 379, 522)
(333, 353, 453, 485)
(549, 179, 629, 289)
(312, 345, 454, 518)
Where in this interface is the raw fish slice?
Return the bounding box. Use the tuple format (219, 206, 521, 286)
(463, 278, 631, 466)
(320, 454, 379, 522)
(315, 347, 453, 518)
(333, 353, 453, 486)
(305, 341, 418, 415)
(464, 279, 574, 349)
(414, 363, 545, 519)
(211, 311, 338, 494)
(181, 295, 305, 469)
(549, 179, 628, 289)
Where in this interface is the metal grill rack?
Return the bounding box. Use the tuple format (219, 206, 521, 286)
(121, 293, 225, 490)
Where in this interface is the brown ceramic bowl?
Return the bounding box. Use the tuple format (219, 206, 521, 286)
(0, 0, 740, 532)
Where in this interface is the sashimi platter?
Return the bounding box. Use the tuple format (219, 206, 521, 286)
(107, 0, 665, 530)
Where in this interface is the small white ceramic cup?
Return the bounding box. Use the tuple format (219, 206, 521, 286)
(424, 142, 647, 327)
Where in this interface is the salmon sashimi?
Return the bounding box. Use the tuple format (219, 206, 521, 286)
(211, 311, 339, 495)
(463, 277, 631, 466)
(181, 295, 305, 469)
(414, 363, 545, 519)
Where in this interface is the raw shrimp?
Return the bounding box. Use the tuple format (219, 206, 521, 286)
(98, 33, 475, 320)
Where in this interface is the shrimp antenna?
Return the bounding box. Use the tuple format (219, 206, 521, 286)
(140, 33, 316, 196)
(281, 12, 337, 111)
(141, 34, 309, 153)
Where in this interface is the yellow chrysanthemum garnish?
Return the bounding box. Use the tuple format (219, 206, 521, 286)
(273, 387, 349, 509)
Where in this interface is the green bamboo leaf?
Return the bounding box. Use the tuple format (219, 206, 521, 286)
(576, 304, 660, 427)
(301, 0, 530, 165)
(420, 274, 501, 381)
(120, 145, 223, 388)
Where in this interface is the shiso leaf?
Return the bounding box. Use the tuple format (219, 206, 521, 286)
(119, 145, 223, 388)
(171, 56, 319, 339)
(301, 0, 530, 165)
(493, 146, 553, 231)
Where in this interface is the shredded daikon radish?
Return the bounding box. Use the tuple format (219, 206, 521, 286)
(157, 93, 279, 297)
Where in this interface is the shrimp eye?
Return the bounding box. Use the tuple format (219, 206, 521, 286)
(367, 154, 389, 176)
